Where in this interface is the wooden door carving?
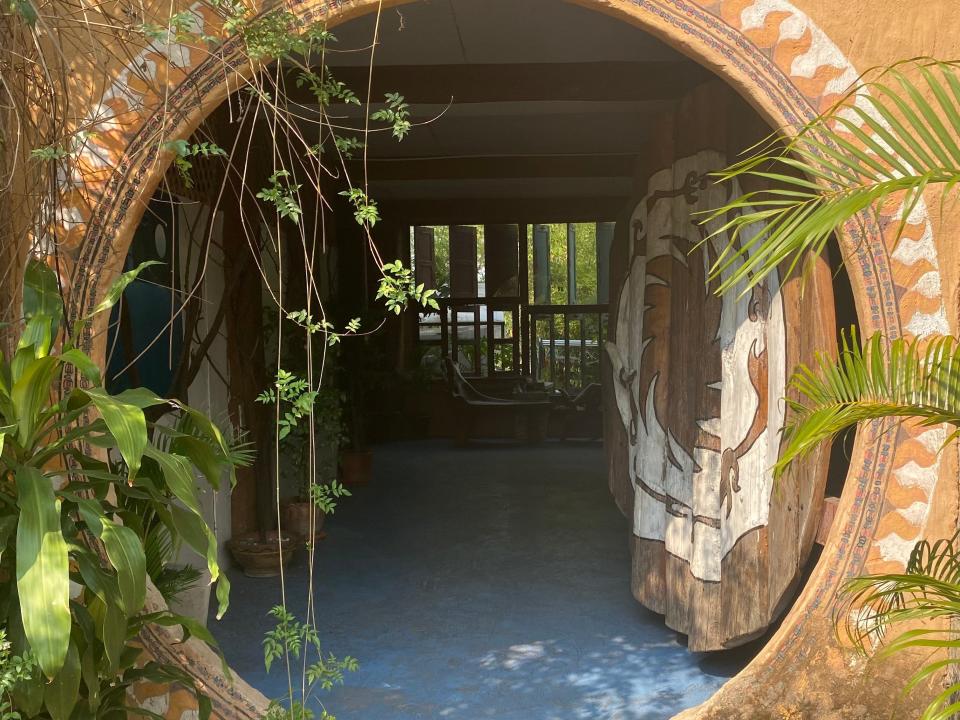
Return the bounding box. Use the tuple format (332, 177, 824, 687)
(605, 148, 835, 650)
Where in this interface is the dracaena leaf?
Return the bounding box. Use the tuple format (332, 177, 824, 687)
(15, 465, 71, 677)
(146, 447, 229, 618)
(86, 260, 162, 320)
(83, 388, 148, 481)
(100, 518, 147, 616)
(22, 258, 61, 326)
(11, 354, 59, 446)
(43, 638, 81, 720)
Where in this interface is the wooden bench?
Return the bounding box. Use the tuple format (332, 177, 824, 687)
(555, 382, 603, 441)
(443, 358, 552, 445)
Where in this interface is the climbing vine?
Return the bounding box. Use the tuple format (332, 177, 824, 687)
(0, 0, 439, 717)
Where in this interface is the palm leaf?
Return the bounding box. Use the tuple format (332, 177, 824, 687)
(837, 534, 960, 720)
(702, 59, 960, 295)
(775, 328, 960, 478)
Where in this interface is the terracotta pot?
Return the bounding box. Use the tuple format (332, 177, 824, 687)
(227, 531, 296, 578)
(341, 449, 373, 485)
(282, 501, 326, 542)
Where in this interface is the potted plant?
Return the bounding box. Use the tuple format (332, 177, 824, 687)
(226, 431, 296, 578)
(281, 384, 346, 541)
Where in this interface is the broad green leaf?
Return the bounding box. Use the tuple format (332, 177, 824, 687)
(169, 503, 229, 619)
(100, 518, 147, 616)
(72, 496, 105, 536)
(18, 314, 55, 359)
(179, 403, 233, 466)
(59, 348, 102, 385)
(79, 640, 100, 713)
(146, 447, 228, 616)
(15, 465, 71, 677)
(114, 386, 168, 410)
(73, 545, 122, 609)
(11, 354, 59, 445)
(100, 599, 127, 675)
(84, 388, 148, 481)
(69, 602, 102, 712)
(44, 637, 81, 720)
(19, 259, 62, 359)
(86, 260, 162, 319)
(22, 258, 61, 323)
(86, 590, 130, 677)
(169, 433, 224, 490)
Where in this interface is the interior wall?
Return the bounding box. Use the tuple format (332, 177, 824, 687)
(176, 200, 234, 569)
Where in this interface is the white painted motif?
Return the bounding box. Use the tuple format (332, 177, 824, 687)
(606, 150, 787, 583)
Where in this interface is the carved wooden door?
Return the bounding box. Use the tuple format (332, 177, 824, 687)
(604, 84, 836, 651)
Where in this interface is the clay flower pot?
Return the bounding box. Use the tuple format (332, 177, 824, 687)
(340, 449, 373, 485)
(227, 531, 296, 578)
(282, 501, 326, 543)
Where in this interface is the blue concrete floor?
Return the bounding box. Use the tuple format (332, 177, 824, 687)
(210, 440, 750, 719)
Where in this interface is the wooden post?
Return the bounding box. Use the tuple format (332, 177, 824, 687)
(483, 224, 518, 297)
(413, 226, 436, 290)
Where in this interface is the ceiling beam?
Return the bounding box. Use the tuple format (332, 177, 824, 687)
(288, 61, 711, 105)
(356, 153, 638, 181)
(379, 196, 627, 226)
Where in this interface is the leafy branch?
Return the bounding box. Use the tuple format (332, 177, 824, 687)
(377, 260, 440, 315)
(258, 170, 303, 224)
(371, 92, 411, 141)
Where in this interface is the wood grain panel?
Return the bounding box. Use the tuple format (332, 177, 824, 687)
(604, 81, 836, 650)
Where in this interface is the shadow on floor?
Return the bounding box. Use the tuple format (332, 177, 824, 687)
(210, 440, 752, 720)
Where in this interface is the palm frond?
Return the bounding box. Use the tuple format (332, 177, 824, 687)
(775, 328, 960, 478)
(702, 59, 960, 295)
(837, 534, 960, 720)
(155, 565, 203, 605)
(144, 521, 175, 582)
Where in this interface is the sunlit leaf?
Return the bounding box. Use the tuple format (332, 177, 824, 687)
(84, 388, 148, 481)
(703, 60, 960, 295)
(100, 519, 147, 616)
(15, 465, 71, 677)
(86, 260, 162, 319)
